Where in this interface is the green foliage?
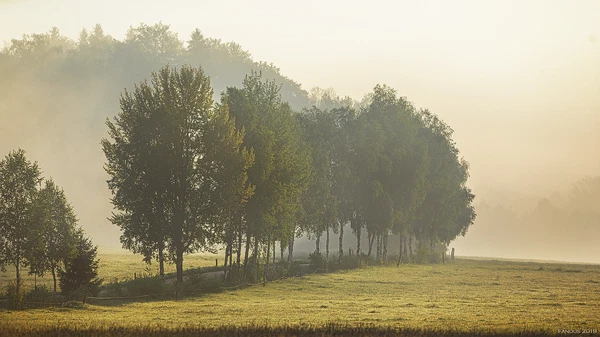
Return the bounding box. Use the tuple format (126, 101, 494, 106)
(0, 149, 42, 306)
(330, 255, 361, 271)
(183, 274, 223, 295)
(27, 179, 78, 295)
(23, 285, 53, 308)
(125, 277, 168, 297)
(308, 252, 325, 271)
(58, 232, 101, 301)
(4, 279, 25, 310)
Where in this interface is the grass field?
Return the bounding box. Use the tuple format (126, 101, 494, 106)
(0, 251, 222, 290)
(1, 257, 599, 336)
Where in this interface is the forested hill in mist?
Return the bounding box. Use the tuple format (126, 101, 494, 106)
(1, 23, 598, 264)
(0, 23, 354, 247)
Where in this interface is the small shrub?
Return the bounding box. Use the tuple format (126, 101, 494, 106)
(127, 276, 166, 297)
(5, 280, 25, 310)
(359, 254, 376, 267)
(308, 252, 325, 271)
(183, 273, 223, 295)
(24, 285, 52, 308)
(335, 255, 360, 271)
(61, 300, 86, 309)
(288, 261, 302, 276)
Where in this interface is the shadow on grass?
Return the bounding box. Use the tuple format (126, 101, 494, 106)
(0, 323, 557, 337)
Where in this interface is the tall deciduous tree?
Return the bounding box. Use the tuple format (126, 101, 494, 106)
(28, 179, 78, 297)
(202, 102, 255, 277)
(223, 72, 311, 279)
(0, 149, 42, 307)
(104, 65, 248, 292)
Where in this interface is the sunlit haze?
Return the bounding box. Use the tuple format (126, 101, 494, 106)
(1, 0, 599, 262)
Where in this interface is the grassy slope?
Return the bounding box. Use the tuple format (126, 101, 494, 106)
(1, 258, 599, 335)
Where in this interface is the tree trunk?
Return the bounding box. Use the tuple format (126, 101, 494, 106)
(315, 234, 321, 254)
(338, 221, 344, 264)
(280, 242, 284, 262)
(397, 232, 403, 267)
(409, 235, 413, 260)
(325, 227, 330, 272)
(383, 233, 388, 261)
(356, 225, 361, 256)
(288, 229, 295, 264)
(253, 235, 259, 282)
(403, 234, 408, 258)
(376, 234, 381, 263)
(236, 217, 243, 272)
(243, 232, 251, 276)
(367, 231, 372, 257)
(158, 244, 165, 279)
(175, 247, 184, 298)
(52, 265, 57, 298)
(272, 238, 276, 265)
(224, 217, 230, 271)
(15, 259, 20, 309)
(264, 236, 270, 285)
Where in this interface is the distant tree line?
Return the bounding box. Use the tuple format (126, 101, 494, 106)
(0, 150, 100, 308)
(102, 65, 476, 294)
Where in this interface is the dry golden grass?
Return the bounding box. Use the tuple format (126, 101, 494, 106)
(0, 251, 221, 290)
(1, 258, 599, 336)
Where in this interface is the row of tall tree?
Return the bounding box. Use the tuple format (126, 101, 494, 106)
(0, 150, 99, 306)
(103, 65, 476, 291)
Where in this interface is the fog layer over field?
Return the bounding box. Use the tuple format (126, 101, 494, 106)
(1, 0, 599, 262)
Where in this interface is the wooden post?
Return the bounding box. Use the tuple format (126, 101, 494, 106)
(216, 259, 218, 267)
(134, 272, 137, 280)
(451, 248, 455, 260)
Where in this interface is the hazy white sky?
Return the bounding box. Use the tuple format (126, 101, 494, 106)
(1, 0, 599, 259)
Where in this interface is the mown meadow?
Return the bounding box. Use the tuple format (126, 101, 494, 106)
(1, 256, 599, 336)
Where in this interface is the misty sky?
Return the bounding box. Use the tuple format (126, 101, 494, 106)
(1, 0, 599, 261)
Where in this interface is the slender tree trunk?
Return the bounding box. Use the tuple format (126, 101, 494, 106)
(325, 227, 330, 272)
(383, 233, 388, 261)
(403, 234, 408, 258)
(376, 234, 381, 263)
(409, 235, 413, 260)
(224, 216, 230, 271)
(264, 236, 270, 285)
(253, 235, 259, 282)
(15, 258, 20, 309)
(280, 242, 284, 262)
(236, 217, 243, 272)
(288, 229, 295, 264)
(367, 231, 372, 257)
(175, 248, 184, 298)
(272, 238, 276, 265)
(315, 234, 321, 254)
(397, 232, 403, 267)
(174, 202, 185, 298)
(338, 221, 344, 264)
(243, 232, 251, 276)
(52, 265, 57, 298)
(158, 244, 165, 279)
(356, 225, 361, 256)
